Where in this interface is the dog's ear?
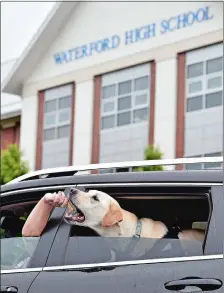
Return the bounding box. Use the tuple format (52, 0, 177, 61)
(101, 202, 123, 227)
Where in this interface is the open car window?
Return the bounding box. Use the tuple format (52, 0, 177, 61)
(0, 201, 40, 270)
(57, 185, 210, 266)
(1, 237, 40, 270)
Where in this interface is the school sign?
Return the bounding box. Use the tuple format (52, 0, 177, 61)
(54, 6, 213, 65)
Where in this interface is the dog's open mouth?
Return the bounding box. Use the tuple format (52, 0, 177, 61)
(65, 202, 85, 223)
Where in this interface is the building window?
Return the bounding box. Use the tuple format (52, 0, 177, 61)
(186, 50, 223, 112)
(41, 84, 73, 168)
(184, 43, 223, 162)
(185, 152, 222, 170)
(98, 64, 151, 165)
(100, 66, 149, 130)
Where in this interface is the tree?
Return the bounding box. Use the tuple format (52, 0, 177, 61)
(1, 144, 29, 185)
(134, 145, 164, 171)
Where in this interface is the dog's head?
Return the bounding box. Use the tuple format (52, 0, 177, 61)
(64, 188, 123, 228)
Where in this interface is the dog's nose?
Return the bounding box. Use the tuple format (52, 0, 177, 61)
(70, 188, 78, 195)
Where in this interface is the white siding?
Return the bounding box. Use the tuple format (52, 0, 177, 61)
(72, 79, 94, 165)
(154, 58, 177, 169)
(20, 95, 38, 171)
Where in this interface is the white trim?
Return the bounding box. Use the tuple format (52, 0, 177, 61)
(1, 185, 77, 197)
(42, 254, 223, 271)
(1, 254, 222, 275)
(1, 267, 42, 274)
(116, 196, 205, 200)
(1, 182, 223, 197)
(6, 156, 223, 184)
(77, 182, 222, 188)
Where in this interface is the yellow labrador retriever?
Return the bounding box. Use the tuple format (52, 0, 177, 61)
(63, 188, 205, 242)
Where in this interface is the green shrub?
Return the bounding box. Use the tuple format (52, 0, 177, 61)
(134, 145, 164, 172)
(1, 144, 29, 185)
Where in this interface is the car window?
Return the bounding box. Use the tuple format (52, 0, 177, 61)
(0, 202, 40, 270)
(58, 185, 211, 266)
(1, 237, 40, 270)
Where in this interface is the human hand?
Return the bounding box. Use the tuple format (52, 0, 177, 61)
(43, 191, 69, 208)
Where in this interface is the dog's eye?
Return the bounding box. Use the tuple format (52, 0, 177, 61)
(92, 195, 99, 202)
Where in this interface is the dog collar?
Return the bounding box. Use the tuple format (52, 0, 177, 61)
(134, 219, 142, 238)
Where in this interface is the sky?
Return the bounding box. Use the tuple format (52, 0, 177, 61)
(1, 1, 56, 63)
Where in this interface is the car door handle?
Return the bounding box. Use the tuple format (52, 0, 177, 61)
(164, 278, 222, 292)
(0, 286, 18, 293)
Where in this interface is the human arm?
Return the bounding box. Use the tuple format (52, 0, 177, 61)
(22, 191, 68, 237)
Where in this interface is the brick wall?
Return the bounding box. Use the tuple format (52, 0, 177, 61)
(1, 122, 20, 150)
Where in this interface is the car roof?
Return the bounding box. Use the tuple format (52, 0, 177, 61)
(1, 170, 223, 195)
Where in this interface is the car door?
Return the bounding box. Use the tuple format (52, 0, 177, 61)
(28, 183, 223, 293)
(1, 189, 65, 293)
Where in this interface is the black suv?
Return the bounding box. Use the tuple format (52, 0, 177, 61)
(1, 157, 223, 293)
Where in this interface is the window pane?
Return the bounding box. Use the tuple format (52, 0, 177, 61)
(134, 76, 148, 91)
(135, 94, 147, 106)
(187, 96, 203, 112)
(118, 80, 132, 95)
(102, 85, 116, 99)
(188, 81, 202, 94)
(102, 101, 115, 113)
(44, 113, 56, 127)
(44, 100, 56, 113)
(98, 168, 114, 174)
(187, 62, 203, 78)
(133, 108, 148, 123)
(204, 152, 222, 157)
(185, 163, 202, 170)
(117, 112, 131, 126)
(206, 57, 223, 74)
(118, 96, 131, 111)
(204, 154, 222, 169)
(1, 237, 40, 270)
(207, 76, 222, 89)
(204, 162, 222, 169)
(204, 153, 222, 169)
(58, 125, 70, 138)
(101, 115, 115, 129)
(43, 128, 55, 141)
(116, 167, 130, 173)
(58, 110, 70, 123)
(59, 96, 71, 109)
(205, 91, 223, 108)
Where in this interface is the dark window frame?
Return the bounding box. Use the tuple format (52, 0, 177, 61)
(45, 183, 220, 268)
(0, 191, 65, 271)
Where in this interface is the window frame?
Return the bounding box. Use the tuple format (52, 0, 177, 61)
(45, 182, 222, 269)
(100, 74, 150, 131)
(43, 94, 72, 142)
(39, 83, 75, 169)
(185, 54, 223, 113)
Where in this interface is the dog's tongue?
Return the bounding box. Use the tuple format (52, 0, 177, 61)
(72, 213, 85, 222)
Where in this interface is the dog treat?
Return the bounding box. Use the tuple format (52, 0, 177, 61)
(63, 187, 78, 216)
